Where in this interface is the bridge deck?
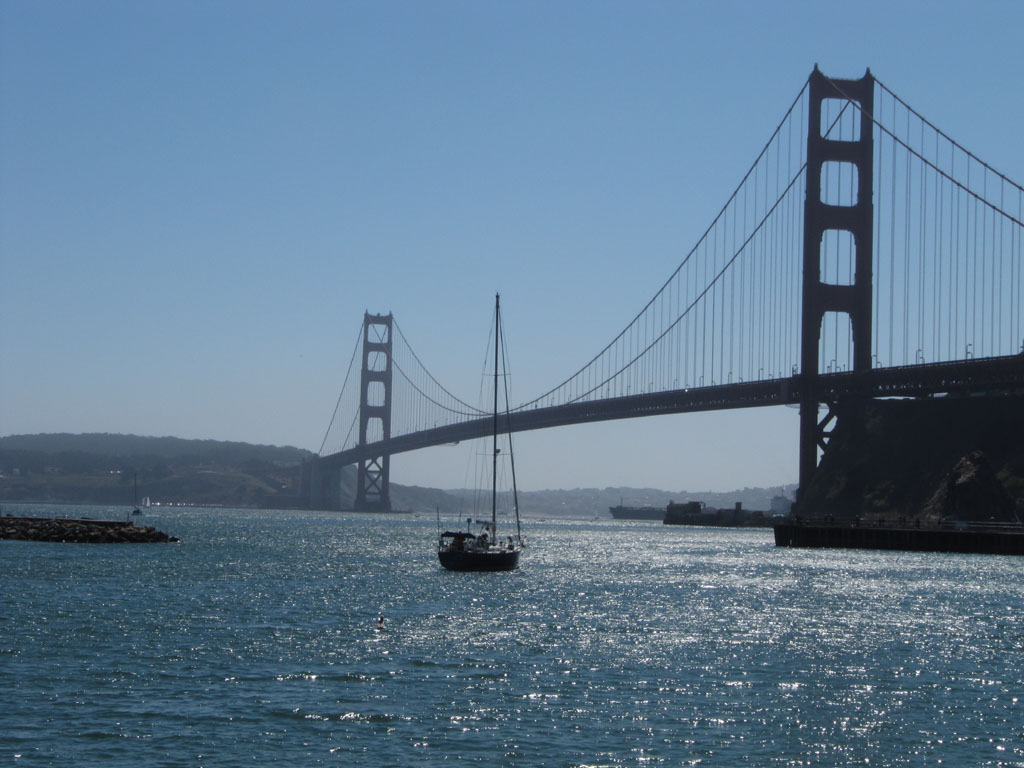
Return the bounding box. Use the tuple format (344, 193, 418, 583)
(318, 354, 1024, 469)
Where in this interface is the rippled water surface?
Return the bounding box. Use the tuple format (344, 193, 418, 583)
(2, 506, 1022, 766)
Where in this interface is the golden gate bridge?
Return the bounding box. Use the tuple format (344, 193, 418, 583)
(305, 67, 1024, 511)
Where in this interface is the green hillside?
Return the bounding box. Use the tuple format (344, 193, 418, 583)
(0, 433, 312, 507)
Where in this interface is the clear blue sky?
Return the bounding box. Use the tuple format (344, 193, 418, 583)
(2, 1, 1022, 492)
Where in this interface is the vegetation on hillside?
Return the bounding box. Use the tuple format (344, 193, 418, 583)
(0, 434, 312, 507)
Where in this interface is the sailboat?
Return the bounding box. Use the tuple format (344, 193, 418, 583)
(437, 294, 524, 572)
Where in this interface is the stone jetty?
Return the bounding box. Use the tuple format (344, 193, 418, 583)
(1, 515, 180, 543)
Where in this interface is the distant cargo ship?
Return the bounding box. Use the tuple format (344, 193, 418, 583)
(608, 504, 664, 521)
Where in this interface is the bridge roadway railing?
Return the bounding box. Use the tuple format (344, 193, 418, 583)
(317, 354, 1024, 470)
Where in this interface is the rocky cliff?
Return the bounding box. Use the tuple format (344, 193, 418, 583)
(797, 394, 1023, 524)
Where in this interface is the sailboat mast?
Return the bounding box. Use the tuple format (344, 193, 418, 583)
(501, 342, 522, 543)
(491, 293, 500, 540)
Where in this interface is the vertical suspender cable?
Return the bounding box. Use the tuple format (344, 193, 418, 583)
(876, 103, 884, 364)
(947, 131, 954, 360)
(919, 118, 926, 359)
(934, 132, 941, 358)
(903, 107, 910, 363)
(889, 96, 897, 365)
(952, 147, 959, 360)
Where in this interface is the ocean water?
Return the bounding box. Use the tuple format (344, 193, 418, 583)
(1, 506, 1022, 767)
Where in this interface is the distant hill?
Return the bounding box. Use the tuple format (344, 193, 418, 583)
(388, 484, 796, 520)
(514, 486, 796, 518)
(0, 433, 311, 464)
(0, 433, 312, 507)
(0, 432, 796, 515)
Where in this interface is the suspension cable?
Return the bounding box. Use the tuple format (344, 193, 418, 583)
(547, 93, 848, 403)
(390, 356, 489, 418)
(318, 322, 364, 456)
(518, 76, 813, 409)
(827, 76, 1024, 229)
(559, 161, 809, 405)
(874, 77, 1024, 197)
(392, 318, 488, 416)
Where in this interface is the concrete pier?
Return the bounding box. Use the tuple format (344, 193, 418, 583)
(773, 521, 1024, 555)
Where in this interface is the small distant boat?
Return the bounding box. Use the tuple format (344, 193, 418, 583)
(131, 473, 141, 516)
(438, 294, 524, 572)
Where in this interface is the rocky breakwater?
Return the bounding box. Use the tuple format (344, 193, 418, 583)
(1, 515, 180, 543)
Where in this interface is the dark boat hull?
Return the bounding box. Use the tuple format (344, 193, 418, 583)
(438, 548, 521, 571)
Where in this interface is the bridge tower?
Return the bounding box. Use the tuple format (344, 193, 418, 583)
(355, 312, 393, 511)
(799, 67, 875, 498)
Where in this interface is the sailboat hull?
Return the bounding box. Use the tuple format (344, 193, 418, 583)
(438, 548, 520, 572)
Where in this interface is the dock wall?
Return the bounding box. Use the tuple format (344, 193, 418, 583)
(773, 522, 1024, 555)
